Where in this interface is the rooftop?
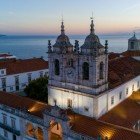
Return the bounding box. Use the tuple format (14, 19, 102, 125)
(68, 111, 140, 140)
(122, 51, 140, 57)
(0, 58, 48, 75)
(108, 57, 140, 89)
(0, 91, 49, 118)
(99, 91, 140, 129)
(0, 91, 140, 140)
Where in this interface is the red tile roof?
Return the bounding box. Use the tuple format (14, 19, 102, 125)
(0, 91, 50, 118)
(68, 110, 140, 140)
(108, 52, 120, 60)
(122, 51, 140, 57)
(0, 91, 140, 139)
(99, 91, 140, 130)
(0, 58, 48, 75)
(108, 57, 140, 89)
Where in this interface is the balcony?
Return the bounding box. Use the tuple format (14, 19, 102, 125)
(0, 122, 20, 136)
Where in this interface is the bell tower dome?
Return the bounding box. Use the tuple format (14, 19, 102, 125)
(78, 17, 108, 94)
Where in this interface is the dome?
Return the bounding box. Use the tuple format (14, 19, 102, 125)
(129, 33, 138, 41)
(53, 21, 73, 49)
(81, 19, 104, 49)
(54, 34, 72, 47)
(85, 34, 100, 43)
(56, 34, 70, 43)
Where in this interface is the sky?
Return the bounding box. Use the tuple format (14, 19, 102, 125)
(0, 0, 140, 35)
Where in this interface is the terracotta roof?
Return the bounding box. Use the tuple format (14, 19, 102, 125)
(0, 58, 48, 75)
(0, 91, 140, 139)
(108, 52, 121, 60)
(68, 110, 140, 140)
(122, 51, 140, 57)
(99, 91, 140, 129)
(0, 91, 50, 118)
(108, 57, 140, 89)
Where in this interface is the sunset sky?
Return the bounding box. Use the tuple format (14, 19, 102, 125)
(0, 0, 140, 35)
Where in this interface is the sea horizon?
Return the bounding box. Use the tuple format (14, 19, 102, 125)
(0, 33, 140, 60)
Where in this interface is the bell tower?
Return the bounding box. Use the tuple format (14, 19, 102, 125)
(77, 18, 108, 94)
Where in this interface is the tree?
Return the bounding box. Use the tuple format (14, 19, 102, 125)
(24, 76, 48, 103)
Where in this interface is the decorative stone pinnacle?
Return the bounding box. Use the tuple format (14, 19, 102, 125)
(61, 20, 65, 35)
(74, 40, 79, 53)
(90, 13, 95, 34)
(105, 40, 108, 54)
(48, 40, 52, 52)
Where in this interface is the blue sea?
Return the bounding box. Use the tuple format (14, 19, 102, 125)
(0, 34, 139, 60)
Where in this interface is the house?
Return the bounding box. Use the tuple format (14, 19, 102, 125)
(0, 58, 48, 92)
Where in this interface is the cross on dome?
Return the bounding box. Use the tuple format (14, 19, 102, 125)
(90, 12, 95, 34)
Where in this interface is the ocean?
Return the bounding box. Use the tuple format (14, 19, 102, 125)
(0, 34, 139, 60)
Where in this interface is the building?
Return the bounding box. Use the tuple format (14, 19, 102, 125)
(48, 19, 140, 118)
(122, 33, 140, 61)
(128, 33, 140, 51)
(0, 19, 140, 140)
(0, 53, 16, 61)
(0, 58, 48, 92)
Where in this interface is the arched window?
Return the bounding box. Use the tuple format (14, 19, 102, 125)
(54, 59, 60, 75)
(99, 62, 104, 79)
(82, 62, 89, 80)
(131, 42, 134, 49)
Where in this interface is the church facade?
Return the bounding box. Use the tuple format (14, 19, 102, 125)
(48, 20, 140, 118)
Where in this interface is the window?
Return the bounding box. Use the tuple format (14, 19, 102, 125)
(131, 42, 134, 49)
(84, 107, 89, 112)
(40, 71, 43, 77)
(132, 85, 134, 91)
(54, 59, 60, 75)
(1, 70, 4, 74)
(137, 81, 139, 88)
(67, 99, 72, 108)
(13, 135, 16, 140)
(99, 62, 104, 79)
(15, 76, 19, 85)
(11, 118, 16, 129)
(126, 88, 129, 95)
(3, 130, 8, 138)
(28, 74, 32, 83)
(53, 99, 57, 106)
(82, 62, 89, 80)
(45, 72, 48, 76)
(10, 86, 13, 91)
(119, 92, 122, 100)
(1, 78, 6, 91)
(3, 115, 7, 124)
(111, 96, 114, 105)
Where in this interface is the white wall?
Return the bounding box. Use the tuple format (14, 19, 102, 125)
(0, 110, 21, 140)
(49, 75, 140, 118)
(0, 69, 48, 92)
(97, 75, 140, 118)
(48, 86, 94, 117)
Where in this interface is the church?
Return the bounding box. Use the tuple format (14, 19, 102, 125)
(48, 19, 140, 118)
